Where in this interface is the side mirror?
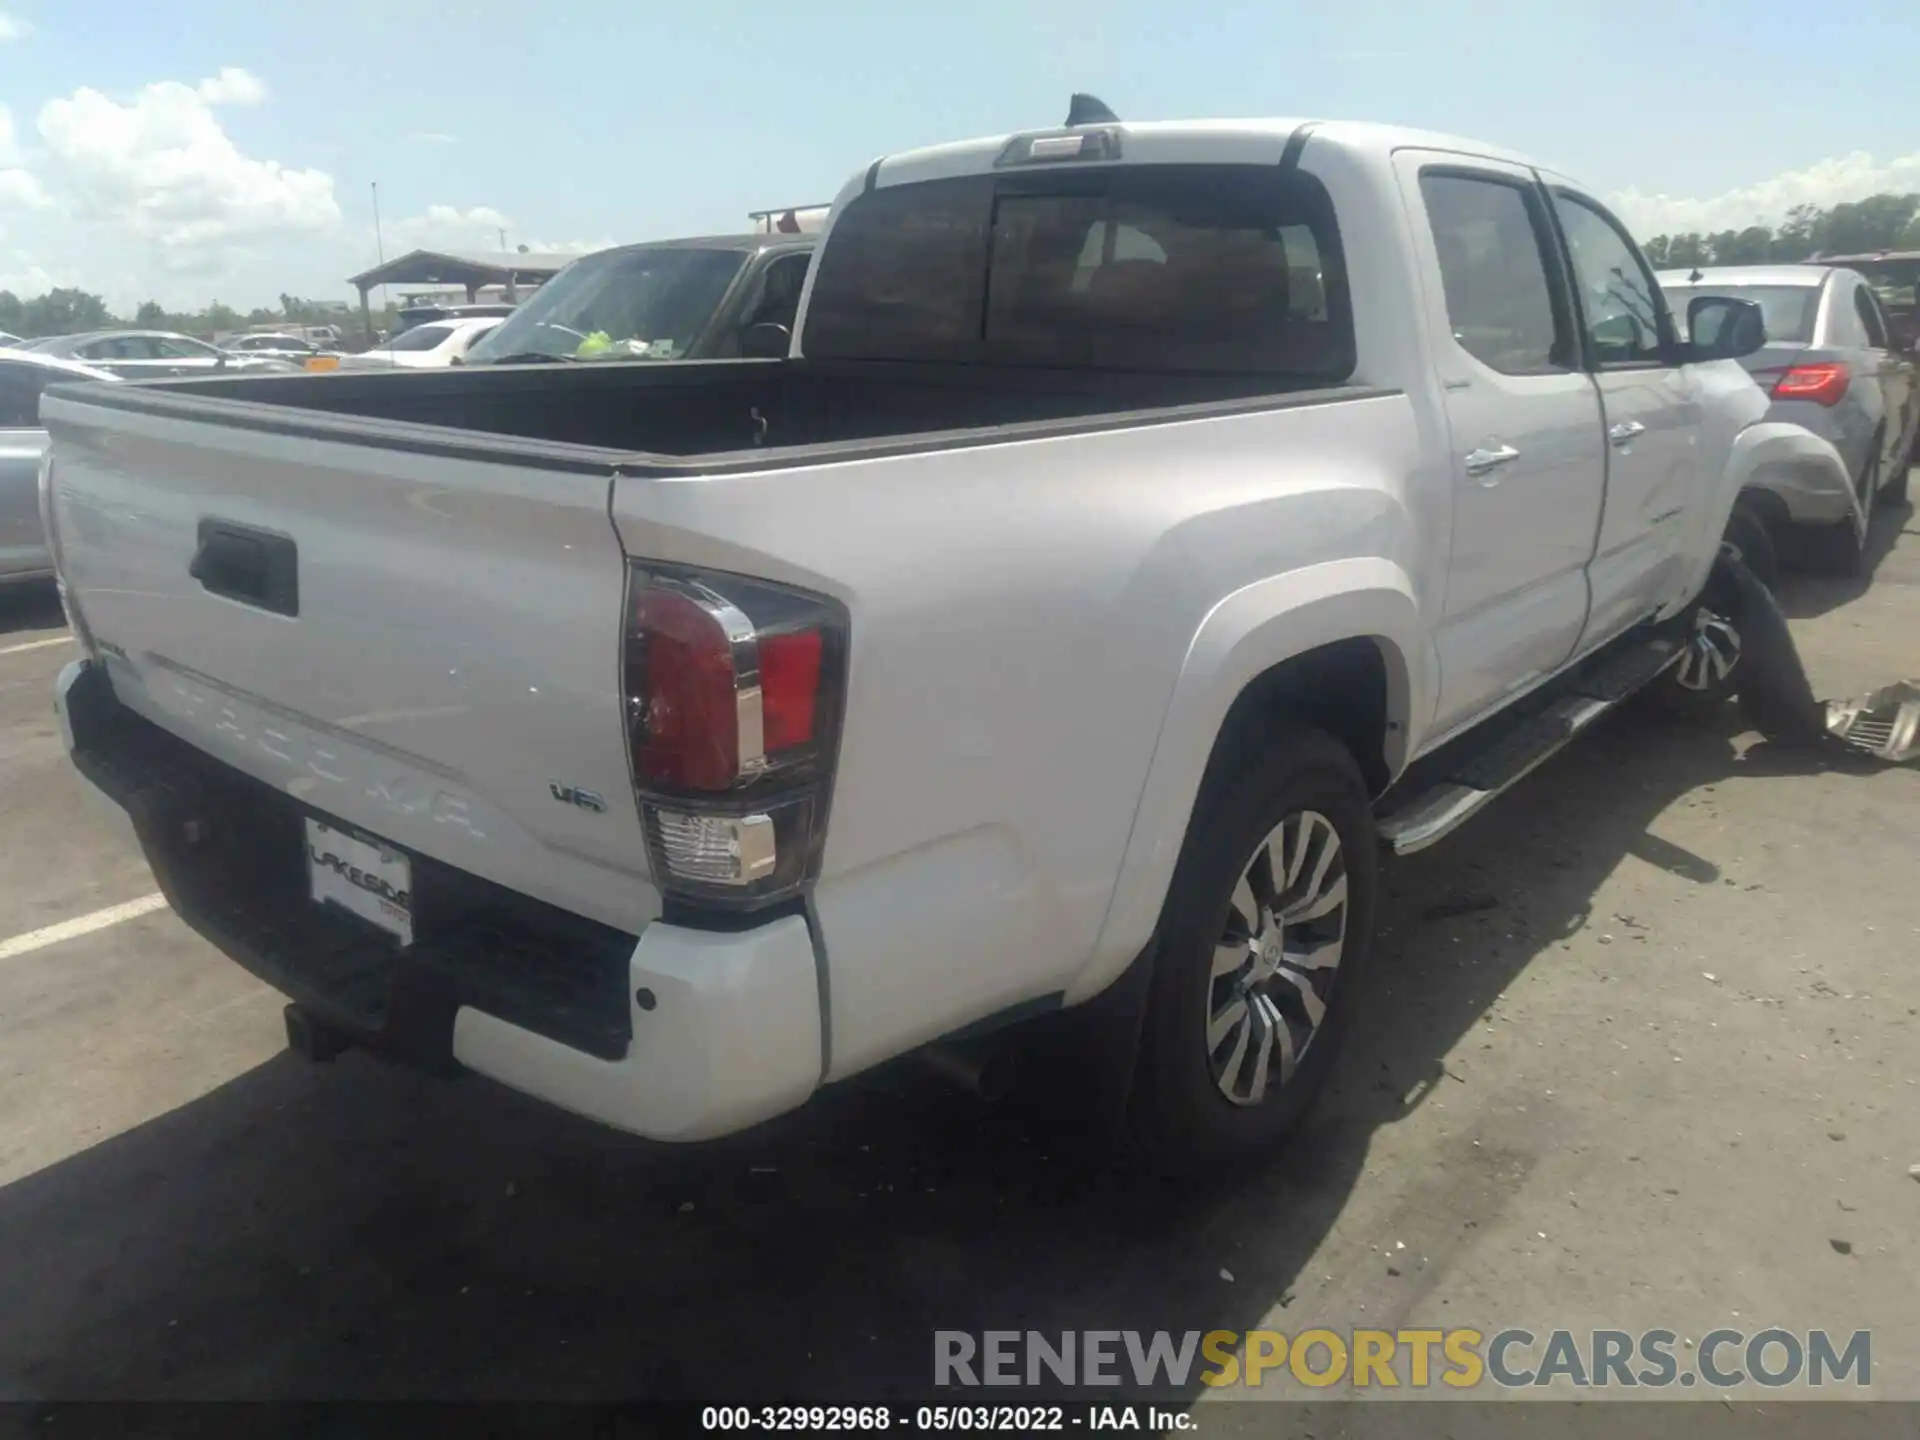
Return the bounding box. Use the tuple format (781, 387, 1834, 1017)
(741, 321, 792, 360)
(1685, 295, 1767, 361)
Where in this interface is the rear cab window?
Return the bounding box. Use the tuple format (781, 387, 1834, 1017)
(801, 164, 1354, 382)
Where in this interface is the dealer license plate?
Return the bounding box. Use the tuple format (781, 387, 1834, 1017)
(305, 818, 414, 947)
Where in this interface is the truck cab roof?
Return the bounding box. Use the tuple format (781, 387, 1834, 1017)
(860, 117, 1551, 193)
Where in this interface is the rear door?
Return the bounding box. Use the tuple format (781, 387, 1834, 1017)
(1395, 153, 1604, 738)
(1547, 187, 1706, 651)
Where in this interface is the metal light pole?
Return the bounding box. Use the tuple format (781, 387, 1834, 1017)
(371, 181, 389, 346)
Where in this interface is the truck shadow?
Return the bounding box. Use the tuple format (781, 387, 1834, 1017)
(1778, 490, 1914, 619)
(0, 708, 1889, 1405)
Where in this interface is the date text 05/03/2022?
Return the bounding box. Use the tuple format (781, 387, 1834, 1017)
(700, 1404, 1193, 1432)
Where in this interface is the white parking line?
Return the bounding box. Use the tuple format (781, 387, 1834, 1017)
(0, 635, 72, 656)
(0, 893, 169, 962)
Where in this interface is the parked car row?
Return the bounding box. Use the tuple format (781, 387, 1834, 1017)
(20, 329, 304, 380)
(0, 349, 120, 586)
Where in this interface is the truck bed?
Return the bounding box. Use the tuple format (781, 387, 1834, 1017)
(54, 358, 1354, 469)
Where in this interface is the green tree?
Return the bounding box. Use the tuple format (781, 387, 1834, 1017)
(1664, 233, 1709, 269)
(20, 288, 114, 337)
(1710, 226, 1774, 265)
(134, 300, 167, 327)
(0, 290, 22, 336)
(1771, 204, 1822, 261)
(1820, 193, 1919, 255)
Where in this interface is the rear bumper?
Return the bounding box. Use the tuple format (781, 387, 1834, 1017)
(55, 659, 822, 1141)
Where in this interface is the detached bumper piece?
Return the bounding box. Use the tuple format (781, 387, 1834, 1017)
(58, 661, 637, 1070)
(1826, 681, 1920, 763)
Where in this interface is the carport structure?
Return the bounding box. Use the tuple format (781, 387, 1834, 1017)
(346, 249, 577, 340)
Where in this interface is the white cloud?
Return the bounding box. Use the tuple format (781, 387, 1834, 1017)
(0, 11, 31, 42)
(35, 71, 339, 250)
(1611, 150, 1920, 237)
(0, 260, 76, 295)
(197, 67, 269, 107)
(385, 203, 511, 251)
(0, 168, 47, 208)
(522, 235, 617, 255)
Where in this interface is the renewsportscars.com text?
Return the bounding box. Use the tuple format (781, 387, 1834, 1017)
(934, 1328, 1871, 1390)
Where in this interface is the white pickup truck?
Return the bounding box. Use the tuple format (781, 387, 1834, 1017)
(42, 113, 1853, 1171)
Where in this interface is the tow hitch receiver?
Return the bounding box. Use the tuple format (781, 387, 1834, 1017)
(284, 1003, 354, 1063)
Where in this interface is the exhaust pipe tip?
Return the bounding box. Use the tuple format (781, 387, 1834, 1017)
(284, 1003, 353, 1064)
(919, 1042, 1018, 1102)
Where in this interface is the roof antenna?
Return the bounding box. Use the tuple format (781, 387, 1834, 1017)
(1687, 266, 1704, 283)
(1066, 93, 1120, 127)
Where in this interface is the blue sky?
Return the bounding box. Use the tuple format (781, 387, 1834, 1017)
(1, 0, 1916, 309)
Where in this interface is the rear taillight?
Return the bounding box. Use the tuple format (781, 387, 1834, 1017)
(1763, 362, 1849, 407)
(623, 564, 847, 910)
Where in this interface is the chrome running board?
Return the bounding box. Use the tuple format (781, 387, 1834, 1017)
(1377, 637, 1683, 857)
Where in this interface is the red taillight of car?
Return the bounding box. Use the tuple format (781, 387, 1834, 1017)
(1765, 362, 1849, 407)
(623, 565, 847, 909)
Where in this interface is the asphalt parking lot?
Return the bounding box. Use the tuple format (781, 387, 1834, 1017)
(0, 495, 1915, 1423)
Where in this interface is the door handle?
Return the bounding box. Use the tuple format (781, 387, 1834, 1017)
(1608, 420, 1647, 447)
(1463, 444, 1521, 477)
(190, 518, 300, 617)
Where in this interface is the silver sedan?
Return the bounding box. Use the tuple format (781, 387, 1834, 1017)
(1660, 264, 1919, 575)
(0, 349, 119, 587)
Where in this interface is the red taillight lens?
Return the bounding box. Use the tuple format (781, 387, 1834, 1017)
(631, 585, 744, 791)
(1766, 362, 1849, 406)
(623, 565, 847, 909)
(760, 629, 823, 752)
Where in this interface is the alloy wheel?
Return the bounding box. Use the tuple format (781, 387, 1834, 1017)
(1206, 809, 1349, 1107)
(1674, 607, 1741, 693)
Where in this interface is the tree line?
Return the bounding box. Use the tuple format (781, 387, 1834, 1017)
(0, 289, 374, 342)
(1641, 191, 1919, 269)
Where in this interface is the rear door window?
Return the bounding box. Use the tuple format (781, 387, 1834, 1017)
(1419, 172, 1571, 374)
(804, 165, 1354, 380)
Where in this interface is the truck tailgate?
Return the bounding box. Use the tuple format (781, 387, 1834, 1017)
(43, 386, 658, 936)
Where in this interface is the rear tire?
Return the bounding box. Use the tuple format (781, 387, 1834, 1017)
(1882, 461, 1909, 508)
(1804, 448, 1879, 576)
(1802, 515, 1865, 577)
(1128, 723, 1377, 1176)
